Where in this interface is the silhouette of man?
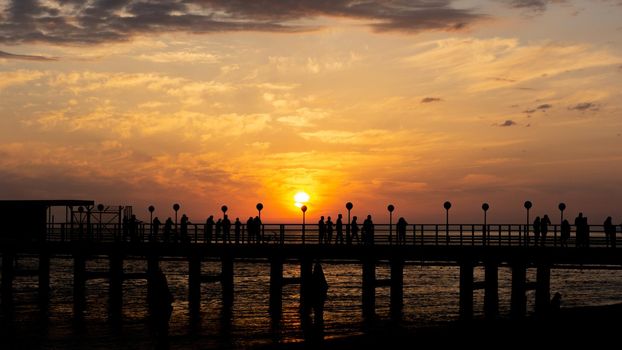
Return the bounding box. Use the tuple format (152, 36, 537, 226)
(253, 216, 262, 243)
(246, 217, 254, 243)
(540, 214, 551, 246)
(318, 216, 325, 244)
(350, 216, 359, 244)
(234, 217, 242, 244)
(163, 217, 173, 243)
(397, 217, 408, 245)
(533, 216, 541, 247)
(363, 215, 374, 245)
(205, 215, 215, 243)
(180, 214, 191, 243)
(326, 216, 333, 244)
(151, 216, 161, 243)
(222, 215, 231, 244)
(335, 214, 344, 244)
(575, 213, 584, 247)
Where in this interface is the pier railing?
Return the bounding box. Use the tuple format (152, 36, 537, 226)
(41, 222, 618, 248)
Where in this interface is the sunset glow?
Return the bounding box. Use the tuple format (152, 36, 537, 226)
(1, 1, 621, 222)
(294, 192, 310, 208)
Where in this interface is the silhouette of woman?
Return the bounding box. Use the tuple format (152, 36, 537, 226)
(397, 217, 408, 245)
(560, 219, 571, 247)
(335, 214, 344, 244)
(205, 215, 215, 243)
(533, 216, 541, 247)
(234, 217, 241, 244)
(151, 216, 161, 243)
(350, 216, 359, 244)
(326, 216, 333, 244)
(246, 217, 254, 243)
(163, 217, 173, 243)
(604, 216, 615, 248)
(540, 214, 551, 246)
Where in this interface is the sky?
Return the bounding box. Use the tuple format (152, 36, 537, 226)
(1, 0, 621, 223)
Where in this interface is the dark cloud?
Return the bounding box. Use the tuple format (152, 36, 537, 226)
(0, 49, 57, 61)
(498, 120, 517, 127)
(536, 103, 552, 110)
(421, 97, 443, 103)
(0, 0, 485, 45)
(505, 0, 564, 12)
(568, 102, 599, 112)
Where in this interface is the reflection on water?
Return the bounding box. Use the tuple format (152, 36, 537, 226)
(2, 257, 622, 348)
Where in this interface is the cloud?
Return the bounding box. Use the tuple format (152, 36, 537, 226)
(498, 120, 517, 127)
(536, 103, 552, 110)
(0, 50, 57, 61)
(0, 0, 485, 45)
(505, 0, 564, 12)
(421, 97, 443, 103)
(568, 102, 599, 112)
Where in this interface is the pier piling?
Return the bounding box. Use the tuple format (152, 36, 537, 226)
(459, 260, 474, 320)
(484, 261, 499, 319)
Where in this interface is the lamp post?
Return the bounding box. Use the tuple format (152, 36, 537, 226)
(346, 202, 353, 244)
(148, 205, 155, 241)
(173, 203, 180, 231)
(558, 202, 566, 223)
(301, 205, 308, 244)
(97, 204, 104, 240)
(444, 201, 451, 244)
(256, 203, 263, 219)
(524, 201, 532, 246)
(388, 204, 395, 244)
(482, 203, 489, 245)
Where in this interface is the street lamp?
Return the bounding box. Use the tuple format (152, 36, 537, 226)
(387, 204, 395, 244)
(482, 203, 489, 245)
(221, 205, 228, 218)
(444, 201, 451, 244)
(148, 205, 155, 241)
(173, 203, 180, 230)
(346, 202, 353, 244)
(256, 203, 263, 219)
(301, 205, 308, 244)
(558, 202, 566, 223)
(524, 201, 532, 246)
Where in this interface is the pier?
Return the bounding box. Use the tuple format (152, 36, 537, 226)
(1, 200, 621, 324)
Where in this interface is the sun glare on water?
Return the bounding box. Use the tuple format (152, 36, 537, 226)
(294, 192, 310, 208)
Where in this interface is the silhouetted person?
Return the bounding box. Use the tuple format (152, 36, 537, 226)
(350, 216, 359, 244)
(575, 213, 584, 247)
(253, 216, 262, 243)
(234, 217, 241, 244)
(533, 216, 541, 247)
(560, 219, 571, 247)
(151, 216, 161, 243)
(222, 215, 231, 244)
(246, 217, 254, 243)
(363, 215, 374, 245)
(318, 216, 325, 244)
(129, 215, 141, 243)
(396, 217, 408, 245)
(163, 217, 173, 243)
(326, 216, 333, 244)
(205, 215, 215, 243)
(147, 268, 173, 342)
(215, 218, 222, 243)
(335, 214, 344, 244)
(540, 214, 551, 246)
(180, 214, 191, 243)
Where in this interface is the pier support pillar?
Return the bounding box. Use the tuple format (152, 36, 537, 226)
(109, 253, 123, 319)
(221, 255, 234, 308)
(300, 258, 313, 309)
(362, 258, 375, 318)
(188, 255, 201, 318)
(38, 250, 51, 311)
(73, 254, 86, 316)
(484, 262, 499, 319)
(511, 262, 527, 319)
(1, 252, 15, 314)
(535, 264, 551, 315)
(459, 260, 474, 320)
(390, 257, 404, 319)
(269, 257, 284, 317)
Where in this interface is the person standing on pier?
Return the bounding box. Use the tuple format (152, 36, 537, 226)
(222, 215, 231, 244)
(363, 215, 374, 245)
(318, 216, 326, 244)
(335, 214, 344, 244)
(326, 216, 333, 244)
(180, 214, 191, 243)
(246, 217, 254, 243)
(151, 216, 161, 243)
(204, 215, 215, 243)
(397, 217, 408, 245)
(163, 217, 173, 243)
(533, 216, 541, 247)
(234, 217, 242, 244)
(215, 218, 222, 243)
(350, 216, 359, 244)
(253, 215, 262, 243)
(540, 214, 551, 246)
(575, 213, 584, 247)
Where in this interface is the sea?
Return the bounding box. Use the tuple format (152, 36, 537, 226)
(1, 255, 622, 349)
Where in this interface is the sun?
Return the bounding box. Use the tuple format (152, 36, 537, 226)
(294, 191, 310, 208)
